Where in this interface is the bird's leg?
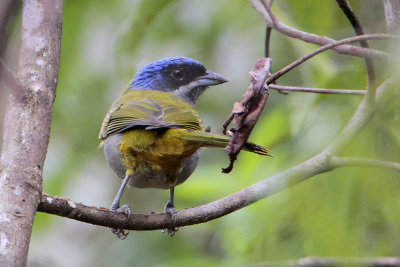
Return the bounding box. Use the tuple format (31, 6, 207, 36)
(164, 186, 176, 214)
(110, 174, 132, 240)
(163, 187, 178, 236)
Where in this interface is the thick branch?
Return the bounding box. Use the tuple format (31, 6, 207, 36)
(250, 0, 387, 60)
(269, 84, 366, 95)
(37, 81, 393, 232)
(38, 154, 333, 231)
(0, 0, 62, 266)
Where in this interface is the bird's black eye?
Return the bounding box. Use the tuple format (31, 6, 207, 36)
(171, 68, 185, 80)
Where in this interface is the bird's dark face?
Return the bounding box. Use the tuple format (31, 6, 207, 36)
(129, 57, 228, 105)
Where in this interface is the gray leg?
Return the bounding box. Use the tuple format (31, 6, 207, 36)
(164, 187, 178, 236)
(110, 174, 132, 240)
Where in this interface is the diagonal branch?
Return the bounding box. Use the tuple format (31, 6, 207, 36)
(250, 0, 387, 60)
(38, 153, 332, 231)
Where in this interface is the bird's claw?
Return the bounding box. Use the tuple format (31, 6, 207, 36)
(110, 204, 131, 240)
(111, 227, 129, 240)
(163, 201, 179, 236)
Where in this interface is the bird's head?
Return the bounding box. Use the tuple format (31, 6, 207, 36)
(129, 57, 228, 105)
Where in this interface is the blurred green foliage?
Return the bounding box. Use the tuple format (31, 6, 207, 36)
(1, 0, 397, 266)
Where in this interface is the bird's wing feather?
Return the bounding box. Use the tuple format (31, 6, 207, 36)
(99, 90, 203, 139)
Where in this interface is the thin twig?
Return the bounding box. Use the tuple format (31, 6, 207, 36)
(266, 34, 394, 85)
(330, 156, 400, 172)
(336, 0, 376, 102)
(264, 26, 272, 58)
(250, 0, 387, 60)
(269, 84, 366, 95)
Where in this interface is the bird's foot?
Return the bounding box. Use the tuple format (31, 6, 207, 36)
(110, 204, 131, 240)
(163, 201, 178, 236)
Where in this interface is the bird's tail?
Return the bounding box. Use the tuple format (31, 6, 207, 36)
(179, 131, 272, 156)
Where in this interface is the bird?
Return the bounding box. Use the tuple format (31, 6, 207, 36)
(99, 57, 271, 239)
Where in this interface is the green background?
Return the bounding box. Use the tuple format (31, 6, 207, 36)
(1, 0, 399, 266)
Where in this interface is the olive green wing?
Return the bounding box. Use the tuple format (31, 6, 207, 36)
(99, 90, 203, 140)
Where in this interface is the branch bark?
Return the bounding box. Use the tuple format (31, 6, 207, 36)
(0, 0, 62, 265)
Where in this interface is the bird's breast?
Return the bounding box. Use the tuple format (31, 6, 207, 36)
(116, 129, 201, 188)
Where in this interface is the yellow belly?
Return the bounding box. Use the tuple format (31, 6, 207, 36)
(120, 129, 201, 186)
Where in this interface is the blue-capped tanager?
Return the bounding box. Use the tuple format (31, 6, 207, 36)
(99, 57, 271, 238)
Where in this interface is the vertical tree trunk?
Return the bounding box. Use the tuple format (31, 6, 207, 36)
(0, 0, 62, 266)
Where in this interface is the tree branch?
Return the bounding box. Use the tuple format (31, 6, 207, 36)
(38, 153, 333, 231)
(384, 0, 400, 34)
(264, 26, 272, 58)
(37, 80, 394, 232)
(266, 34, 394, 85)
(221, 35, 392, 171)
(269, 84, 366, 95)
(0, 0, 62, 265)
(336, 0, 376, 102)
(250, 0, 388, 60)
(330, 157, 400, 172)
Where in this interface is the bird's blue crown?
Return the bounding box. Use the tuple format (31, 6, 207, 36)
(129, 57, 205, 90)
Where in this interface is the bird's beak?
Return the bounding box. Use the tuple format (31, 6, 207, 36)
(195, 71, 228, 87)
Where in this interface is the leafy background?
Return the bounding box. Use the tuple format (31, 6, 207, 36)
(1, 0, 399, 266)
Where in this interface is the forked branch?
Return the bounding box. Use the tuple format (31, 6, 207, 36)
(250, 0, 387, 60)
